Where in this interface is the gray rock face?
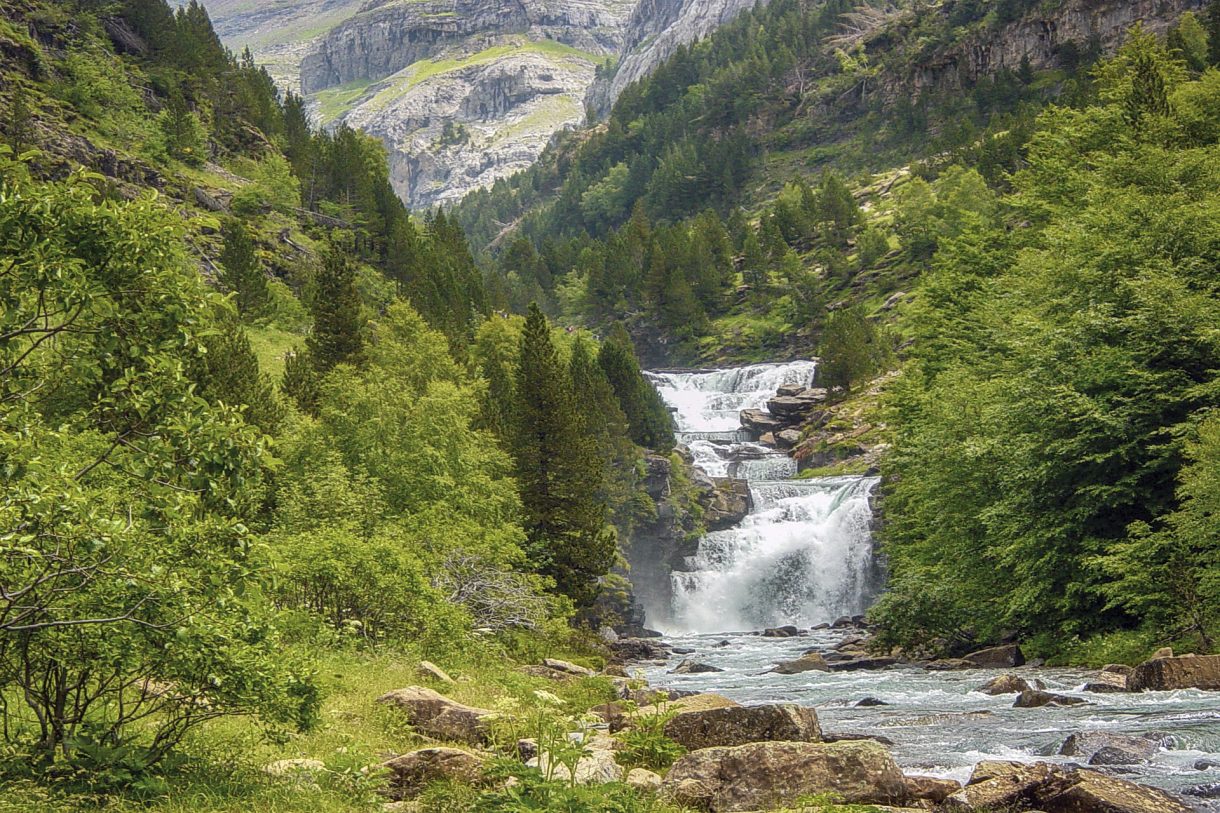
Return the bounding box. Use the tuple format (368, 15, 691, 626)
(586, 0, 764, 116)
(290, 0, 637, 209)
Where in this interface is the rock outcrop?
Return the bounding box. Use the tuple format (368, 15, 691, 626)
(661, 703, 821, 750)
(1128, 653, 1220, 691)
(942, 760, 1192, 813)
(586, 0, 765, 116)
(663, 739, 908, 811)
(377, 686, 497, 745)
(288, 0, 637, 209)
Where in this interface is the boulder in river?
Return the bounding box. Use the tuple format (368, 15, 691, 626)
(762, 624, 801, 638)
(1060, 732, 1161, 765)
(1128, 653, 1220, 692)
(381, 747, 485, 800)
(377, 686, 497, 746)
(662, 703, 821, 750)
(771, 653, 829, 674)
(943, 760, 1192, 813)
(978, 674, 1038, 695)
(740, 408, 783, 434)
(905, 775, 963, 803)
(828, 656, 898, 672)
(663, 740, 907, 811)
(609, 637, 670, 663)
(963, 643, 1025, 668)
(926, 658, 975, 671)
(1013, 688, 1089, 708)
(670, 659, 724, 675)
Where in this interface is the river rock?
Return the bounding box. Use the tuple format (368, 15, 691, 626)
(740, 408, 784, 434)
(1128, 653, 1220, 692)
(926, 658, 975, 671)
(663, 740, 907, 811)
(381, 747, 485, 800)
(1083, 669, 1130, 693)
(963, 644, 1025, 668)
(979, 674, 1039, 695)
(706, 478, 751, 530)
(944, 760, 1192, 813)
(762, 624, 801, 638)
(662, 693, 740, 714)
(1013, 689, 1088, 708)
(776, 383, 805, 397)
(766, 394, 825, 418)
(609, 637, 670, 663)
(828, 656, 898, 672)
(1102, 663, 1134, 676)
(662, 703, 821, 750)
(670, 658, 724, 674)
(542, 658, 595, 677)
(626, 768, 662, 792)
(855, 697, 890, 707)
(905, 775, 963, 803)
(775, 428, 803, 448)
(1060, 732, 1160, 764)
(771, 653, 830, 674)
(377, 687, 497, 746)
(529, 732, 622, 785)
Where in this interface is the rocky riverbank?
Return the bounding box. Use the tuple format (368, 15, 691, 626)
(339, 636, 1217, 811)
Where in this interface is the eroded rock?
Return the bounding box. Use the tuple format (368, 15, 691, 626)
(377, 686, 497, 746)
(381, 747, 485, 800)
(662, 703, 821, 750)
(1129, 654, 1220, 692)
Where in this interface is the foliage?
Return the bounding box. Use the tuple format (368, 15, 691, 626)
(232, 153, 301, 216)
(0, 152, 316, 771)
(879, 39, 1220, 654)
(614, 705, 685, 771)
(218, 217, 269, 316)
(817, 305, 890, 395)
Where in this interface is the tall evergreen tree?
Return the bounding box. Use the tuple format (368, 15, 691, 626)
(307, 246, 364, 372)
(218, 218, 268, 316)
(597, 323, 675, 451)
(1209, 0, 1220, 66)
(200, 311, 284, 432)
(281, 347, 321, 415)
(513, 305, 615, 607)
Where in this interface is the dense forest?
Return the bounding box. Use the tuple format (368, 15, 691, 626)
(0, 1, 680, 808)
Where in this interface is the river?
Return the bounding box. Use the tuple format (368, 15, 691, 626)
(642, 361, 1220, 808)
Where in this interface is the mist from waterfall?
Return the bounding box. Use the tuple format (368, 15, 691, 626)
(646, 362, 881, 633)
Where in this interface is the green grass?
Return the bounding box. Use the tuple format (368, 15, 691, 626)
(0, 640, 627, 813)
(313, 78, 377, 125)
(247, 324, 304, 382)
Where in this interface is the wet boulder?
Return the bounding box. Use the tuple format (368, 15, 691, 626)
(944, 760, 1192, 813)
(609, 637, 670, 663)
(377, 686, 497, 746)
(963, 644, 1025, 668)
(978, 674, 1036, 695)
(662, 703, 821, 750)
(855, 697, 890, 707)
(1083, 669, 1130, 693)
(663, 740, 907, 811)
(762, 624, 801, 638)
(706, 478, 751, 530)
(771, 653, 829, 674)
(1013, 689, 1089, 708)
(926, 658, 975, 671)
(905, 775, 963, 803)
(740, 408, 784, 434)
(670, 658, 724, 675)
(1128, 654, 1220, 692)
(1059, 732, 1161, 765)
(381, 747, 486, 800)
(828, 656, 898, 672)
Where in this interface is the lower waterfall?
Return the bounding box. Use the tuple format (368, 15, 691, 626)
(647, 362, 881, 633)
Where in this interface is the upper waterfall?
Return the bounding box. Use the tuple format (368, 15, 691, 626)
(646, 362, 881, 633)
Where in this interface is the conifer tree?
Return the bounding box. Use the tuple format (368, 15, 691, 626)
(5, 83, 34, 153)
(598, 323, 675, 451)
(307, 246, 364, 372)
(281, 348, 321, 415)
(201, 311, 284, 432)
(218, 218, 268, 316)
(513, 305, 615, 607)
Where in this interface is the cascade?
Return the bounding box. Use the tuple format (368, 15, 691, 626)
(646, 362, 880, 633)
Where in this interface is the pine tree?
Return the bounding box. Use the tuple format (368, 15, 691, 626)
(201, 312, 284, 432)
(218, 218, 268, 316)
(307, 245, 364, 372)
(598, 323, 675, 451)
(513, 305, 615, 607)
(281, 347, 321, 415)
(5, 83, 35, 153)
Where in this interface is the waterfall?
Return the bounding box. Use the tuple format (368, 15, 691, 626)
(646, 362, 880, 633)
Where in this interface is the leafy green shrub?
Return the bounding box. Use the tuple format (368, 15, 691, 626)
(232, 153, 301, 215)
(615, 705, 685, 771)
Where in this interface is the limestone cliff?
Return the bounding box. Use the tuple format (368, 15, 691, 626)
(295, 0, 634, 209)
(586, 0, 764, 117)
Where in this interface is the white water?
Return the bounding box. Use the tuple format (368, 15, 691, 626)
(646, 362, 880, 633)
